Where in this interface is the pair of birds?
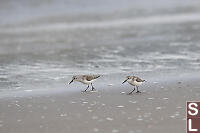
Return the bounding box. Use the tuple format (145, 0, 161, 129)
(69, 75, 146, 95)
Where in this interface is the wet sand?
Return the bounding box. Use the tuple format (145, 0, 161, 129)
(1, 0, 200, 132)
(0, 74, 200, 133)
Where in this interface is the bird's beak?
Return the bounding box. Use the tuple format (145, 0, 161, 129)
(69, 80, 74, 84)
(122, 79, 128, 84)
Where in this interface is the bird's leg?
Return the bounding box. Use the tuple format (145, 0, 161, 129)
(91, 83, 95, 91)
(128, 86, 135, 95)
(136, 86, 141, 93)
(83, 85, 90, 92)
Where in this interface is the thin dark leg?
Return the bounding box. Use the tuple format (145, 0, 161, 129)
(128, 87, 135, 95)
(136, 86, 141, 93)
(91, 83, 95, 91)
(83, 85, 90, 92)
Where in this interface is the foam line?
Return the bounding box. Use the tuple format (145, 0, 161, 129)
(1, 13, 200, 33)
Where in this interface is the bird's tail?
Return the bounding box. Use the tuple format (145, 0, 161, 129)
(94, 75, 100, 79)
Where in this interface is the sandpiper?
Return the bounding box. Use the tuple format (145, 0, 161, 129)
(69, 75, 100, 92)
(122, 76, 146, 95)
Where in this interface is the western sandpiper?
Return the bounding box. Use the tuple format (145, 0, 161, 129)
(69, 75, 100, 92)
(122, 76, 146, 95)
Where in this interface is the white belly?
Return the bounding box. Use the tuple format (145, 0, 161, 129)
(80, 79, 93, 85)
(128, 80, 142, 86)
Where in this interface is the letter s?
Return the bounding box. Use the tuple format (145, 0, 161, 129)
(188, 103, 198, 116)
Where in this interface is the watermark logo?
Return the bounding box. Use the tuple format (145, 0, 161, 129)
(187, 101, 200, 133)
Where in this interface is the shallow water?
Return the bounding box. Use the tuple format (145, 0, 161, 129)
(0, 0, 200, 93)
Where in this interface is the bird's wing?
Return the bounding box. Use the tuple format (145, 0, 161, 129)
(85, 75, 100, 81)
(85, 75, 93, 81)
(136, 77, 144, 82)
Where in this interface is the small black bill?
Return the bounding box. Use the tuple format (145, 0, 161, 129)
(122, 79, 128, 84)
(69, 80, 74, 84)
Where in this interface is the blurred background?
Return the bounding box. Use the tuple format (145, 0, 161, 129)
(0, 0, 200, 94)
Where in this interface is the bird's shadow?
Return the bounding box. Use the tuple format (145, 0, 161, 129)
(120, 91, 145, 96)
(81, 90, 98, 93)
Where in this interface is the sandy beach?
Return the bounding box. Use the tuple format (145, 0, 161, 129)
(0, 72, 200, 133)
(1, 0, 200, 132)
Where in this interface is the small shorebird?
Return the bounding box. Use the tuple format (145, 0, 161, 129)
(69, 75, 100, 92)
(122, 76, 146, 95)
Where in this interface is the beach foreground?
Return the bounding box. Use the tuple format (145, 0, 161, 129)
(0, 73, 200, 133)
(0, 0, 200, 132)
